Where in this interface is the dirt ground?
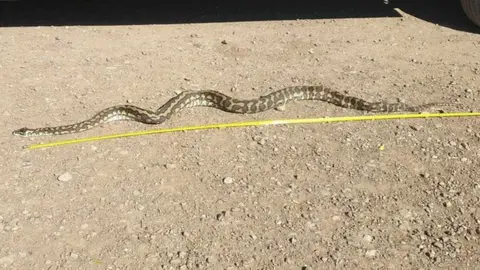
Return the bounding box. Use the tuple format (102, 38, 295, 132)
(1, 6, 480, 270)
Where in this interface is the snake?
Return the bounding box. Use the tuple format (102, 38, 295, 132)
(12, 85, 451, 137)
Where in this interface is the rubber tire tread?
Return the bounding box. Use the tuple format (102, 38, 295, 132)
(461, 0, 480, 27)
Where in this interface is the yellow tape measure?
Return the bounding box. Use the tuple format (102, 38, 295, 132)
(25, 111, 480, 150)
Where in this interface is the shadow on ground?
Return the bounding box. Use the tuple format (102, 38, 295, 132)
(0, 0, 478, 33)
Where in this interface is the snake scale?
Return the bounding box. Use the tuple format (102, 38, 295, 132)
(12, 85, 451, 137)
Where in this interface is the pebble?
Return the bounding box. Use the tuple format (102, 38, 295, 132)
(460, 142, 470, 150)
(223, 177, 234, 184)
(363, 234, 373, 242)
(410, 125, 423, 131)
(444, 201, 452, 208)
(165, 164, 176, 169)
(178, 251, 187, 258)
(57, 172, 72, 182)
(216, 211, 227, 221)
(170, 258, 182, 265)
(420, 173, 430, 178)
(257, 138, 267, 145)
(206, 255, 217, 263)
(21, 161, 32, 168)
(365, 249, 377, 258)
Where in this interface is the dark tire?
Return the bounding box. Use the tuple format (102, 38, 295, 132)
(461, 0, 480, 27)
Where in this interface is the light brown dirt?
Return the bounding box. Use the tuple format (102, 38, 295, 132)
(1, 12, 480, 270)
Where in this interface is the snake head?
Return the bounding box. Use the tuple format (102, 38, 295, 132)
(12, 127, 34, 137)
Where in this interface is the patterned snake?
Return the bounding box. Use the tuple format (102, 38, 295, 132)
(12, 85, 451, 137)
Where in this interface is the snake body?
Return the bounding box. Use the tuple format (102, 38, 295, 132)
(12, 85, 450, 137)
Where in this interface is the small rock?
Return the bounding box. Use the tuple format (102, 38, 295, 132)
(170, 258, 181, 265)
(57, 172, 72, 182)
(206, 255, 217, 263)
(165, 164, 176, 169)
(426, 250, 436, 258)
(363, 235, 373, 242)
(21, 161, 32, 168)
(365, 249, 377, 258)
(460, 142, 470, 150)
(223, 177, 234, 184)
(460, 157, 468, 162)
(444, 201, 452, 208)
(410, 125, 423, 131)
(216, 211, 227, 221)
(178, 251, 187, 258)
(221, 40, 227, 44)
(420, 173, 430, 178)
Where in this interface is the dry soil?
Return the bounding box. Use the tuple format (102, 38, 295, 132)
(1, 6, 480, 270)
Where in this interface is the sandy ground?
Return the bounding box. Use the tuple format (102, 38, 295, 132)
(1, 4, 480, 270)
